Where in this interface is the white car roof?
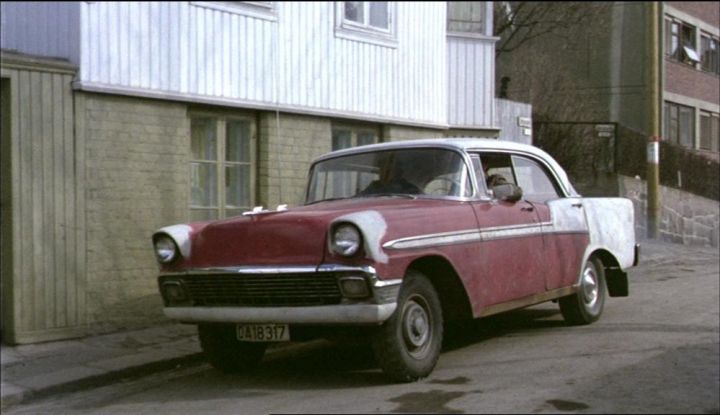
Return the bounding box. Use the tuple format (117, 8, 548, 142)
(312, 138, 580, 197)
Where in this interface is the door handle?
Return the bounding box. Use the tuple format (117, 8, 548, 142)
(521, 206, 534, 212)
(571, 203, 583, 208)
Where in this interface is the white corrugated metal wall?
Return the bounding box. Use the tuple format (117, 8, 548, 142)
(76, 1, 448, 126)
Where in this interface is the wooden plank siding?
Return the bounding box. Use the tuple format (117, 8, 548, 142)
(76, 1, 448, 127)
(447, 33, 497, 129)
(0, 58, 86, 344)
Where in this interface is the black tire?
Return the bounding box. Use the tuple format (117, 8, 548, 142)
(371, 271, 443, 382)
(198, 324, 267, 373)
(559, 256, 607, 325)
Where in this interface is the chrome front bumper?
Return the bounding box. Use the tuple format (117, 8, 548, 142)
(159, 264, 401, 325)
(164, 303, 397, 324)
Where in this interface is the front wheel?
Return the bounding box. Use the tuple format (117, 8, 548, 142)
(559, 256, 607, 325)
(371, 271, 443, 382)
(198, 324, 267, 373)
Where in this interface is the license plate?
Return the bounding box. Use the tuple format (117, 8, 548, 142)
(236, 324, 290, 342)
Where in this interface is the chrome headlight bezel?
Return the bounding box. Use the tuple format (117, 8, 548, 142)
(153, 234, 180, 264)
(330, 223, 362, 257)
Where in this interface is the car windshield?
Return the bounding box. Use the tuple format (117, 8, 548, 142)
(306, 148, 473, 204)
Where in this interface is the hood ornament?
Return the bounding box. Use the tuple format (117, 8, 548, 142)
(242, 204, 289, 216)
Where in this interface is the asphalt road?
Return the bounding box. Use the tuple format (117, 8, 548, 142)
(6, 244, 719, 414)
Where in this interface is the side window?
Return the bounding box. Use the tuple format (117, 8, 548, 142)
(511, 156, 561, 202)
(478, 153, 516, 191)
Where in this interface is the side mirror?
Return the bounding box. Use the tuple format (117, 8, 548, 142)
(492, 183, 523, 202)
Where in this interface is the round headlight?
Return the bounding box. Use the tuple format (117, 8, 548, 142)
(154, 235, 179, 264)
(331, 224, 362, 257)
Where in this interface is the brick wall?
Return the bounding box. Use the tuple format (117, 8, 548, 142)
(619, 175, 719, 247)
(82, 93, 189, 333)
(665, 61, 720, 105)
(258, 113, 331, 207)
(666, 2, 720, 28)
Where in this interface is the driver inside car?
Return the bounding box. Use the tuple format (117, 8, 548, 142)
(359, 154, 422, 195)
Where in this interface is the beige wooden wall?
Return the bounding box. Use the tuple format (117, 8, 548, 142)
(1, 53, 86, 344)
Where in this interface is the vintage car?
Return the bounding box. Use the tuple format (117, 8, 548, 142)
(152, 138, 639, 382)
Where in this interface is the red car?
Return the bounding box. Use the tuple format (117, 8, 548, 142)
(152, 138, 638, 382)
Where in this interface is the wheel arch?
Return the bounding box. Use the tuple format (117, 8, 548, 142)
(406, 255, 474, 322)
(587, 248, 629, 297)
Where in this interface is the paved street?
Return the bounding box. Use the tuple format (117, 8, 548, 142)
(4, 240, 719, 414)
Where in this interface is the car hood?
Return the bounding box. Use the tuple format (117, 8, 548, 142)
(163, 197, 476, 270)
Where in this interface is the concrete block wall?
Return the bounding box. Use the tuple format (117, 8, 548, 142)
(619, 175, 720, 247)
(258, 113, 332, 207)
(82, 93, 189, 333)
(382, 125, 446, 142)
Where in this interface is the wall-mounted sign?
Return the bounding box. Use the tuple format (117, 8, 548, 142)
(517, 117, 532, 128)
(595, 124, 614, 133)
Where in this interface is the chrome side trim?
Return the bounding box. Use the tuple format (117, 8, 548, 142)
(383, 222, 560, 250)
(476, 286, 577, 318)
(164, 303, 397, 324)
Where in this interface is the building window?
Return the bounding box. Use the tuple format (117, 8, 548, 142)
(701, 33, 719, 75)
(331, 126, 378, 151)
(664, 101, 695, 149)
(335, 2, 397, 47)
(190, 116, 255, 221)
(700, 111, 720, 152)
(190, 2, 277, 21)
(665, 17, 699, 66)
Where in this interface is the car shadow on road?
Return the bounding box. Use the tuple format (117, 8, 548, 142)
(187, 306, 568, 390)
(442, 306, 567, 352)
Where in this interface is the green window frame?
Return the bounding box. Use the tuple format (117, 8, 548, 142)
(190, 115, 256, 221)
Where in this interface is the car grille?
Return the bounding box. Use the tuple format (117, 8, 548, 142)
(163, 273, 343, 307)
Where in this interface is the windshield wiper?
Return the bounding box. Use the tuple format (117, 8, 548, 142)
(359, 193, 418, 200)
(305, 196, 352, 205)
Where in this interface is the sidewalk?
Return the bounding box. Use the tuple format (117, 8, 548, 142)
(1, 238, 716, 409)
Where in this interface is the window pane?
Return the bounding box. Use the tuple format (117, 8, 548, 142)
(512, 156, 560, 202)
(191, 162, 217, 207)
(190, 209, 218, 222)
(670, 22, 680, 59)
(700, 112, 712, 150)
(679, 106, 694, 148)
(332, 130, 352, 150)
(226, 165, 251, 209)
(344, 1, 363, 23)
(369, 2, 389, 29)
(227, 121, 251, 162)
(191, 118, 217, 161)
(357, 132, 376, 146)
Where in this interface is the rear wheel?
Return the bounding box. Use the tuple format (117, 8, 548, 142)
(559, 257, 607, 325)
(198, 324, 267, 373)
(371, 271, 443, 382)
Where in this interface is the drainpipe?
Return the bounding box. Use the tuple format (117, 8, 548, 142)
(646, 1, 661, 239)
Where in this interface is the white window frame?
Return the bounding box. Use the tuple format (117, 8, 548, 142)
(335, 2, 398, 48)
(191, 2, 277, 21)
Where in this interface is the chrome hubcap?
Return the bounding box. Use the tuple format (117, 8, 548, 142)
(402, 297, 431, 359)
(581, 265, 599, 307)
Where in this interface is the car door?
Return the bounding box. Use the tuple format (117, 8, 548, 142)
(510, 155, 589, 291)
(468, 153, 546, 308)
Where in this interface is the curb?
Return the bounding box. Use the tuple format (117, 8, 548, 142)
(0, 340, 327, 410)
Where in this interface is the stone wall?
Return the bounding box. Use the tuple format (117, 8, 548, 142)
(619, 175, 720, 247)
(82, 92, 189, 333)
